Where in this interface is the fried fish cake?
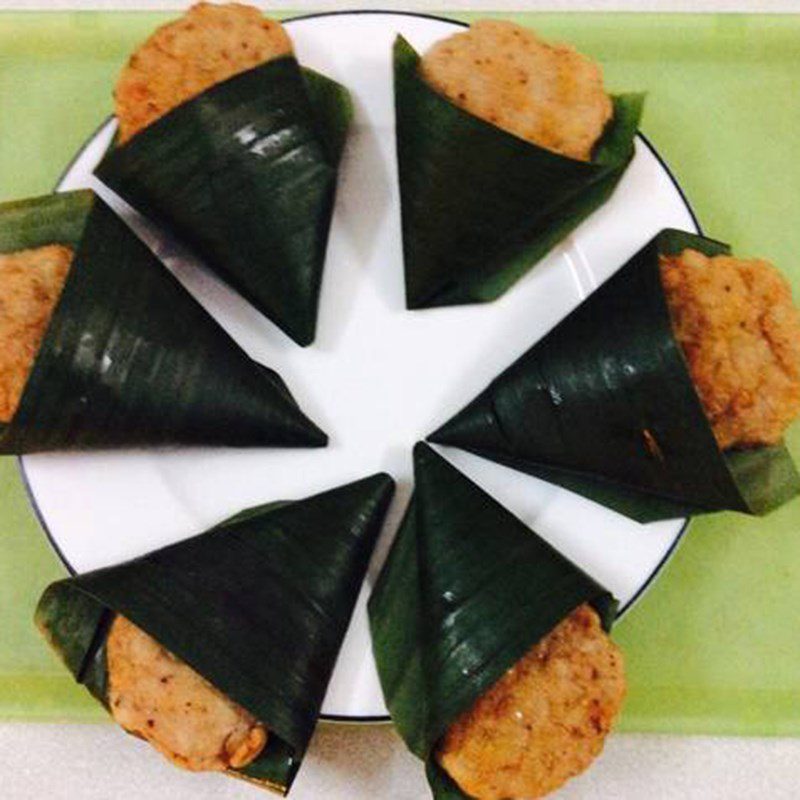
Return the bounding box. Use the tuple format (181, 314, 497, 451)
(661, 248, 800, 450)
(0, 244, 72, 422)
(107, 615, 267, 772)
(115, 2, 293, 143)
(420, 20, 613, 161)
(437, 604, 625, 800)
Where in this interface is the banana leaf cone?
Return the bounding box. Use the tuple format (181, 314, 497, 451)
(394, 35, 644, 309)
(95, 58, 353, 346)
(35, 472, 396, 794)
(0, 190, 327, 452)
(368, 443, 615, 798)
(430, 229, 800, 522)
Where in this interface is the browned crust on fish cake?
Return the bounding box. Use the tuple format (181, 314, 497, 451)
(0, 244, 72, 423)
(437, 604, 626, 800)
(420, 19, 612, 161)
(115, 2, 293, 143)
(107, 615, 267, 772)
(661, 248, 800, 450)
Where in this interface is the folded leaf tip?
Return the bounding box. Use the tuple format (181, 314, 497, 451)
(355, 471, 397, 506)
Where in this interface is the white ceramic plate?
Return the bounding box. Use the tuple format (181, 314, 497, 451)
(22, 11, 697, 722)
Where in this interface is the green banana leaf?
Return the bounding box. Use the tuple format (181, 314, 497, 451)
(36, 473, 395, 795)
(430, 229, 800, 522)
(0, 190, 327, 452)
(394, 35, 644, 309)
(368, 444, 615, 799)
(95, 57, 353, 347)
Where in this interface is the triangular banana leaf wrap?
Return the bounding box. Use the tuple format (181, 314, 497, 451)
(430, 229, 800, 522)
(0, 190, 327, 452)
(35, 473, 395, 794)
(368, 444, 615, 798)
(394, 35, 644, 309)
(95, 58, 353, 346)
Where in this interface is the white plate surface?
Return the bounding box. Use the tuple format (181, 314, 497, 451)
(23, 11, 696, 721)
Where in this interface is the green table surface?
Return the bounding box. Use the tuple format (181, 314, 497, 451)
(1, 10, 799, 734)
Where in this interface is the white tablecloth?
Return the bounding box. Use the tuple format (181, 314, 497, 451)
(0, 723, 800, 800)
(2, 724, 800, 799)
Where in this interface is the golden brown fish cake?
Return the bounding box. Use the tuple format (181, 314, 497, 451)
(0, 244, 72, 423)
(420, 20, 613, 161)
(107, 615, 267, 772)
(661, 248, 800, 450)
(115, 2, 293, 144)
(437, 604, 625, 800)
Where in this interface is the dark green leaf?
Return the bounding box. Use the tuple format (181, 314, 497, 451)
(0, 190, 93, 252)
(35, 472, 395, 794)
(369, 443, 614, 797)
(430, 229, 800, 521)
(394, 35, 643, 309)
(35, 578, 111, 705)
(368, 487, 429, 758)
(96, 57, 353, 346)
(0, 190, 327, 452)
(426, 759, 473, 800)
(302, 68, 354, 167)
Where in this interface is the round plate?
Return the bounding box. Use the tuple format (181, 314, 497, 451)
(23, 11, 696, 722)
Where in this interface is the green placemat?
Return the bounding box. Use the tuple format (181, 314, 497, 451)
(1, 11, 799, 733)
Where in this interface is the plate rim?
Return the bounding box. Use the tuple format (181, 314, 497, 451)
(21, 8, 698, 725)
